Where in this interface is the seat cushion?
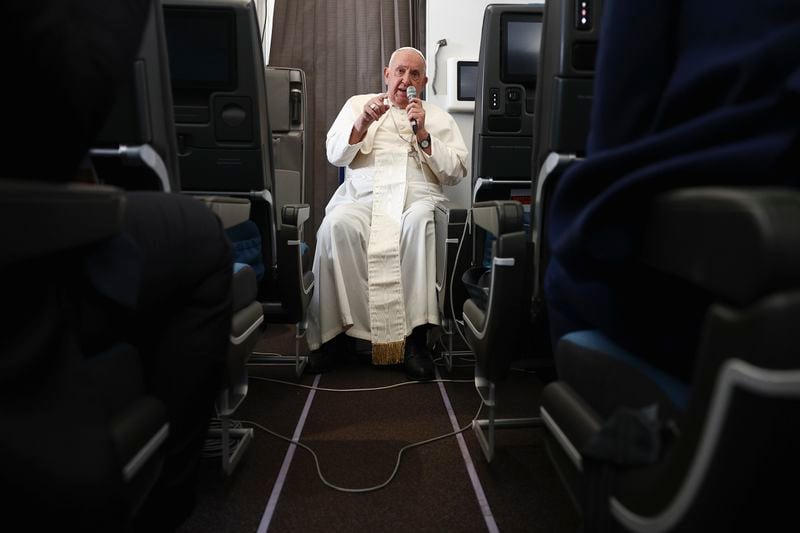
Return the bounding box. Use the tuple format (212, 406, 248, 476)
(226, 220, 264, 281)
(557, 330, 689, 419)
(232, 263, 258, 313)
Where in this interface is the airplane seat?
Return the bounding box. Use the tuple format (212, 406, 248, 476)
(472, 4, 544, 194)
(537, 0, 800, 528)
(541, 188, 800, 531)
(163, 0, 314, 376)
(461, 199, 540, 462)
(92, 0, 265, 474)
(91, 0, 180, 193)
(196, 196, 264, 473)
(463, 201, 528, 383)
(0, 179, 169, 525)
(434, 3, 546, 371)
(265, 67, 308, 212)
(266, 66, 314, 290)
(460, 0, 601, 461)
(463, 0, 550, 366)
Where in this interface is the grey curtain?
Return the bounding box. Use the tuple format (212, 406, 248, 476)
(269, 0, 426, 243)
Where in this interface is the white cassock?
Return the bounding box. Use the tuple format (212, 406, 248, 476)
(306, 93, 468, 363)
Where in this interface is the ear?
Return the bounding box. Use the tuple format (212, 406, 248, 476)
(383, 67, 390, 88)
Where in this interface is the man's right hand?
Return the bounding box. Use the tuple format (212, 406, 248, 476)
(350, 94, 389, 143)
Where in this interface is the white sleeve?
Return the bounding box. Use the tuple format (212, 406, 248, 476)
(325, 96, 364, 168)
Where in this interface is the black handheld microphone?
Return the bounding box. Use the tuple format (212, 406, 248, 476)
(406, 86, 418, 133)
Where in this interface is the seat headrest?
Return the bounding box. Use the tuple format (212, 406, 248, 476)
(643, 187, 800, 306)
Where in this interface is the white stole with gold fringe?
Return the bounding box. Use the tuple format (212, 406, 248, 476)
(367, 149, 408, 364)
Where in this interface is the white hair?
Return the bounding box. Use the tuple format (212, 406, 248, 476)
(388, 47, 427, 72)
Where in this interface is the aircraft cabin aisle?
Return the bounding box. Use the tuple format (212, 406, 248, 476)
(179, 324, 579, 532)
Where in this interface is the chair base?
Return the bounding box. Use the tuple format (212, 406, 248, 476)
(211, 383, 254, 475)
(473, 371, 541, 462)
(208, 423, 253, 476)
(248, 322, 308, 377)
(435, 319, 474, 372)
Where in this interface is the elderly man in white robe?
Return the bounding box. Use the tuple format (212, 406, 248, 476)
(306, 47, 468, 380)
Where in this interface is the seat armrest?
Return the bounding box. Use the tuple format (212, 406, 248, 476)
(642, 187, 800, 306)
(232, 263, 259, 313)
(541, 380, 604, 473)
(281, 203, 310, 227)
(0, 179, 125, 267)
(472, 200, 525, 236)
(277, 203, 314, 323)
(434, 200, 467, 216)
(462, 228, 528, 381)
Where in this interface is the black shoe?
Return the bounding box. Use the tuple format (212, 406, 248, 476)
(404, 340, 434, 381)
(306, 333, 353, 374)
(306, 349, 334, 374)
(306, 340, 337, 374)
(337, 333, 357, 359)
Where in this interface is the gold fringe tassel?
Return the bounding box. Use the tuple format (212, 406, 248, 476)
(371, 339, 405, 365)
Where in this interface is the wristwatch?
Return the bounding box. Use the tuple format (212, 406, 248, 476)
(419, 134, 431, 149)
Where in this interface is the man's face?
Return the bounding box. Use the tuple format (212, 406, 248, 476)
(384, 50, 428, 109)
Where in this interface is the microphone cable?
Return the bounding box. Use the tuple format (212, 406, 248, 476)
(239, 395, 482, 494)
